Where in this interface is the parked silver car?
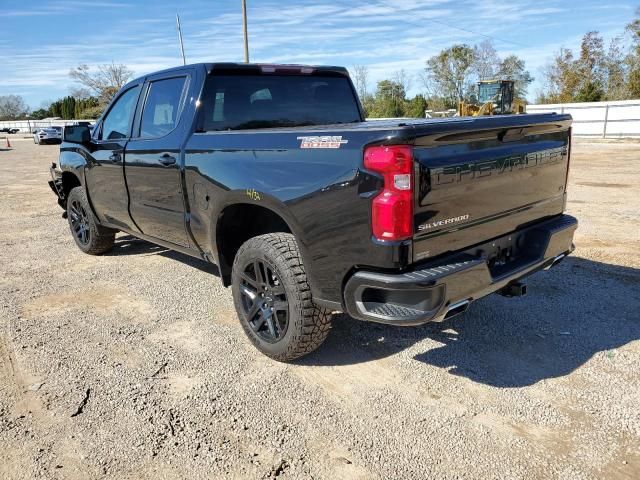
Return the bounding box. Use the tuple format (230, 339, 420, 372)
(33, 127, 62, 145)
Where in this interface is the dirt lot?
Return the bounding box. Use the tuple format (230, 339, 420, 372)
(0, 139, 638, 479)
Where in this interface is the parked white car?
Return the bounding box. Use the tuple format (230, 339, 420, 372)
(33, 127, 62, 145)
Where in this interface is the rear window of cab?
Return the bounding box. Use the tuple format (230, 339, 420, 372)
(201, 74, 361, 131)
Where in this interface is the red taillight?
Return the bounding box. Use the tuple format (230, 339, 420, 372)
(364, 145, 414, 241)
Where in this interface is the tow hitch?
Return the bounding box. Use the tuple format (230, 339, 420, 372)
(499, 281, 527, 298)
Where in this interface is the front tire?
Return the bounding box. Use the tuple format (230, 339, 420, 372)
(66, 187, 116, 255)
(231, 233, 332, 361)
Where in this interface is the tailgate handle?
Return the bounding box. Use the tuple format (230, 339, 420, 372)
(500, 128, 526, 143)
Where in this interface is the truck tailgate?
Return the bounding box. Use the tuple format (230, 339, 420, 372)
(411, 116, 571, 262)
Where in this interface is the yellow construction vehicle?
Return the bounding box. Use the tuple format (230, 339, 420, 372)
(457, 80, 526, 116)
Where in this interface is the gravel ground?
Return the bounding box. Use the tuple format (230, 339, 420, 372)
(0, 139, 638, 480)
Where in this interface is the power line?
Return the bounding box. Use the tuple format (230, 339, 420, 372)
(372, 0, 531, 49)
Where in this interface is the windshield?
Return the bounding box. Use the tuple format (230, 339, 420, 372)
(201, 74, 361, 131)
(478, 82, 501, 104)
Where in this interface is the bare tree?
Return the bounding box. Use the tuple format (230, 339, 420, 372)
(392, 69, 412, 98)
(69, 87, 92, 100)
(418, 69, 440, 98)
(69, 63, 133, 105)
(351, 64, 369, 100)
(605, 37, 628, 100)
(0, 95, 29, 120)
(473, 40, 499, 80)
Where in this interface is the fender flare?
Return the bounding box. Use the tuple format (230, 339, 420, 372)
(209, 191, 314, 285)
(58, 148, 96, 216)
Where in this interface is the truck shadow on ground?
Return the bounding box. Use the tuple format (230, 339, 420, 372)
(105, 235, 220, 276)
(302, 257, 640, 388)
(104, 235, 639, 388)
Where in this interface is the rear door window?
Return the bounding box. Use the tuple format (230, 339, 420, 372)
(201, 74, 361, 131)
(140, 76, 187, 138)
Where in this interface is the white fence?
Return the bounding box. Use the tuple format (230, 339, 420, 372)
(526, 99, 640, 138)
(0, 119, 93, 134)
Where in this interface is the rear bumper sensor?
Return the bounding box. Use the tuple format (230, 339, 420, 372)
(343, 214, 577, 326)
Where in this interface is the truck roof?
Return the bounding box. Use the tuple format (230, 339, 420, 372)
(127, 62, 350, 86)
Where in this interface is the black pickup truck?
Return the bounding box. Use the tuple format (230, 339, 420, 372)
(50, 62, 577, 361)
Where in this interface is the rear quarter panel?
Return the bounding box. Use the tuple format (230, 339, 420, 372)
(183, 128, 408, 304)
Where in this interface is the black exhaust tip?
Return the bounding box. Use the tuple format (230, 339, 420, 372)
(499, 281, 527, 298)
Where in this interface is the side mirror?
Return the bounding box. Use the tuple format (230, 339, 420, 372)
(63, 125, 91, 144)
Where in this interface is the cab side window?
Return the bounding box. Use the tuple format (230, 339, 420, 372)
(100, 86, 141, 140)
(140, 77, 187, 138)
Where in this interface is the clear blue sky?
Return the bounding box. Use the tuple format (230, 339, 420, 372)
(0, 0, 636, 108)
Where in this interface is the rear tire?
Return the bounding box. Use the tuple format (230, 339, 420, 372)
(66, 187, 116, 255)
(231, 233, 332, 361)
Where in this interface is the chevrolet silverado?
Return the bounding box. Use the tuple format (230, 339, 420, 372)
(49, 63, 577, 361)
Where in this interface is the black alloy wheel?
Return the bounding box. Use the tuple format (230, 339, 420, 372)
(237, 259, 289, 343)
(69, 199, 90, 246)
(231, 233, 332, 361)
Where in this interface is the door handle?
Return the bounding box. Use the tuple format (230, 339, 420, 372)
(159, 153, 176, 166)
(109, 153, 121, 162)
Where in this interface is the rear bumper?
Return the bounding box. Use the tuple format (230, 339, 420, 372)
(343, 214, 578, 326)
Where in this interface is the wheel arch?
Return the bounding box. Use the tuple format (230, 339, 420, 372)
(58, 148, 99, 218)
(60, 171, 82, 201)
(213, 197, 308, 287)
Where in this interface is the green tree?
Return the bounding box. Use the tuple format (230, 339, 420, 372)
(49, 100, 62, 118)
(538, 23, 639, 103)
(538, 47, 581, 103)
(78, 104, 104, 119)
(58, 96, 77, 120)
(405, 94, 428, 118)
(574, 31, 606, 101)
(368, 80, 407, 118)
(574, 81, 604, 102)
(73, 97, 98, 118)
(604, 37, 628, 100)
(30, 109, 48, 120)
(498, 55, 534, 100)
(626, 8, 640, 97)
(425, 44, 476, 105)
(423, 96, 450, 112)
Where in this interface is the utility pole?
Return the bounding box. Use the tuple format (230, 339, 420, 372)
(176, 14, 186, 66)
(241, 0, 249, 62)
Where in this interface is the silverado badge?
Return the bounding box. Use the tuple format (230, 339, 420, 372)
(297, 136, 348, 149)
(418, 214, 470, 231)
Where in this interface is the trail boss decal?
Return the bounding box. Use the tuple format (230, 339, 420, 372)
(297, 136, 348, 149)
(418, 214, 470, 232)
